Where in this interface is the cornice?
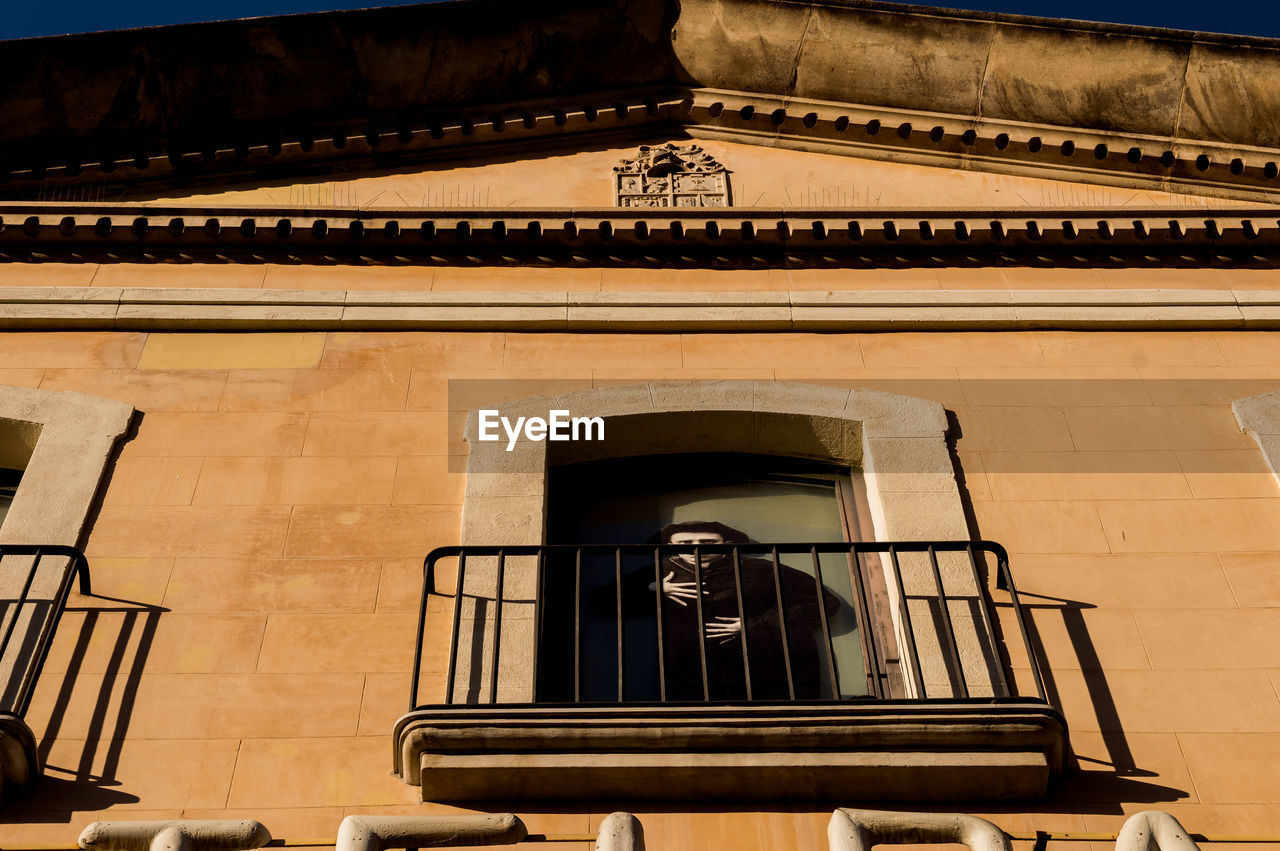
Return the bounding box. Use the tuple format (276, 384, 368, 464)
(3, 204, 1280, 269)
(685, 91, 1280, 205)
(7, 89, 1280, 205)
(0, 287, 1275, 331)
(6, 0, 1280, 203)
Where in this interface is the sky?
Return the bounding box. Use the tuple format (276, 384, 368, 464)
(3, 0, 1278, 40)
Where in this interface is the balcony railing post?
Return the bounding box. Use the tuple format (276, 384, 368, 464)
(0, 545, 90, 719)
(846, 545, 885, 699)
(994, 544, 1047, 702)
(573, 549, 582, 704)
(652, 548, 666, 702)
(0, 547, 42, 707)
(810, 546, 839, 699)
(532, 550, 546, 701)
(13, 547, 84, 718)
(926, 544, 968, 699)
(410, 553, 433, 710)
(729, 547, 753, 701)
(691, 547, 710, 702)
(615, 548, 624, 703)
(887, 545, 927, 700)
(444, 552, 467, 705)
(769, 546, 796, 701)
(489, 550, 506, 704)
(965, 543, 1009, 698)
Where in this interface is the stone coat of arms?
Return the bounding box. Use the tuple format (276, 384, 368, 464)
(614, 143, 731, 207)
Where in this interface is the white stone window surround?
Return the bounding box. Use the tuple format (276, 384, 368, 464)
(0, 385, 134, 547)
(1234, 389, 1280, 490)
(455, 380, 1003, 702)
(0, 384, 134, 801)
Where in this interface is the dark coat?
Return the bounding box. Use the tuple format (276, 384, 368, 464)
(611, 555, 839, 701)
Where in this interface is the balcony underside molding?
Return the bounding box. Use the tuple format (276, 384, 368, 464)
(0, 287, 1276, 332)
(393, 702, 1067, 802)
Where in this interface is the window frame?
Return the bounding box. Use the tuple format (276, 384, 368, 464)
(456, 380, 981, 701)
(0, 466, 22, 530)
(542, 452, 895, 701)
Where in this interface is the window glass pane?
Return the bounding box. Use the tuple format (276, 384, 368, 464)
(0, 466, 21, 530)
(544, 455, 869, 702)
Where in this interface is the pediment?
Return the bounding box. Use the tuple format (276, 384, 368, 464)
(131, 136, 1257, 211)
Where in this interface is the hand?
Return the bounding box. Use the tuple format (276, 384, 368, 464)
(651, 570, 700, 607)
(705, 615, 742, 644)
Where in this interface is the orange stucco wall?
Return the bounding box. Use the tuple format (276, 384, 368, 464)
(3, 327, 1279, 849)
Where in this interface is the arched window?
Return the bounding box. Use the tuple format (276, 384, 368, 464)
(541, 453, 881, 702)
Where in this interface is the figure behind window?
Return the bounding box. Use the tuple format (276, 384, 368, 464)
(643, 520, 836, 701)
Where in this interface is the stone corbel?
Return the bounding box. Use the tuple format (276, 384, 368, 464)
(78, 820, 272, 851)
(334, 814, 526, 850)
(595, 813, 645, 851)
(1116, 812, 1200, 851)
(828, 809, 1010, 851)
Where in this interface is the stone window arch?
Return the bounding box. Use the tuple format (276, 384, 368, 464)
(456, 380, 997, 702)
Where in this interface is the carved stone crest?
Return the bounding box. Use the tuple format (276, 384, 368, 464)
(614, 143, 731, 207)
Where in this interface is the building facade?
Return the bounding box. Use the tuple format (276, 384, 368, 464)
(2, 1, 1280, 850)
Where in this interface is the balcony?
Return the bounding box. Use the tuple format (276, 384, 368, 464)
(393, 540, 1067, 802)
(0, 544, 89, 802)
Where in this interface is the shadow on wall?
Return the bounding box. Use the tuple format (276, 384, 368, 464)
(12, 595, 165, 817)
(948, 411, 1189, 813)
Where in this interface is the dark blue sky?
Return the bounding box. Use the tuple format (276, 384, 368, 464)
(4, 0, 1278, 40)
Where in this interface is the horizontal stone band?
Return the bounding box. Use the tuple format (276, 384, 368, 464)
(0, 287, 1275, 331)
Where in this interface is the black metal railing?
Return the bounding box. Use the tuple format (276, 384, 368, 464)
(409, 541, 1046, 709)
(0, 544, 90, 718)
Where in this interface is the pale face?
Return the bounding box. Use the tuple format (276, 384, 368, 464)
(668, 531, 726, 566)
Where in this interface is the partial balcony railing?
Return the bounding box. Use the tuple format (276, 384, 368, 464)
(408, 541, 1048, 710)
(0, 544, 90, 720)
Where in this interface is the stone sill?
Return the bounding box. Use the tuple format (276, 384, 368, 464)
(393, 701, 1067, 802)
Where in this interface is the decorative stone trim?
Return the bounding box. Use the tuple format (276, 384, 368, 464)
(595, 813, 645, 851)
(829, 808, 1011, 851)
(1233, 390, 1280, 489)
(1, 92, 690, 197)
(614, 143, 731, 207)
(78, 821, 272, 851)
(1116, 812, 1201, 851)
(7, 84, 1280, 204)
(684, 89, 1280, 204)
(333, 815, 526, 851)
(4, 204, 1280, 266)
(0, 287, 1275, 332)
